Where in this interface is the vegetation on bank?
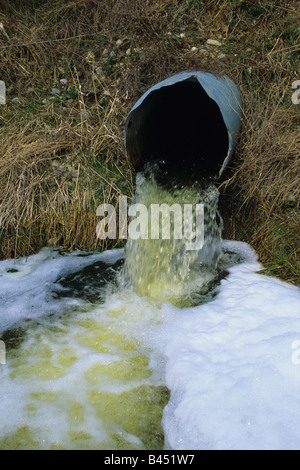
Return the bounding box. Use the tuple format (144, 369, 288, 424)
(0, 0, 299, 284)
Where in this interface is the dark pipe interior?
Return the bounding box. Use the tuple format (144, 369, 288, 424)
(125, 77, 229, 181)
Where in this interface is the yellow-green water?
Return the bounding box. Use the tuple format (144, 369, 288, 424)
(123, 174, 222, 305)
(0, 173, 222, 450)
(0, 290, 169, 450)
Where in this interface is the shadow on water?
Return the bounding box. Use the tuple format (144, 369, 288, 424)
(0, 257, 125, 352)
(52, 258, 125, 303)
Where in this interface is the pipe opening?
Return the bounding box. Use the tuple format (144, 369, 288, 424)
(125, 77, 229, 180)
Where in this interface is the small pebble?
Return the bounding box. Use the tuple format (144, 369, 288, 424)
(206, 39, 222, 46)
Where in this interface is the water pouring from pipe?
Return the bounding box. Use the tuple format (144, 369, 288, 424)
(122, 71, 242, 304)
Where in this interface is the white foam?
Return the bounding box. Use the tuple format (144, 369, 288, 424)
(0, 248, 124, 333)
(149, 241, 300, 450)
(0, 241, 299, 449)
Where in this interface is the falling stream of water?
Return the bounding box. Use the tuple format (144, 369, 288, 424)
(0, 170, 245, 450)
(122, 171, 223, 306)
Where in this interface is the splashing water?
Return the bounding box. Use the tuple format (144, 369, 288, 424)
(122, 170, 224, 306)
(0, 258, 170, 450)
(1, 166, 299, 450)
(0, 167, 227, 450)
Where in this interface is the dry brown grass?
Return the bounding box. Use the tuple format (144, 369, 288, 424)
(220, 98, 299, 283)
(0, 59, 134, 258)
(0, 0, 299, 282)
(218, 51, 299, 283)
(229, 107, 299, 214)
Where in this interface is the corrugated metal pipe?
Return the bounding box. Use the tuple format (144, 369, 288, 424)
(124, 71, 242, 180)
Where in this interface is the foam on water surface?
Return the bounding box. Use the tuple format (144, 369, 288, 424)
(0, 174, 299, 450)
(0, 248, 124, 333)
(152, 241, 300, 450)
(0, 265, 170, 449)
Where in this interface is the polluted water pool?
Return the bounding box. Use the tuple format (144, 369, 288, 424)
(0, 173, 300, 450)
